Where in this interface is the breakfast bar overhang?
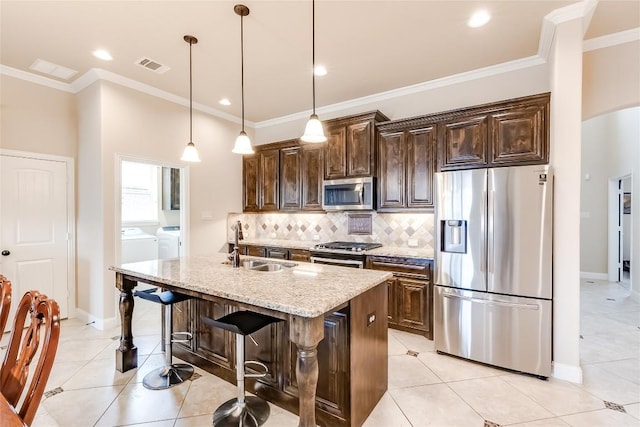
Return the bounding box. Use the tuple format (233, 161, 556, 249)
(110, 255, 392, 427)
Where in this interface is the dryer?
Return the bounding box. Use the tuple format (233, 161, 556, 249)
(157, 226, 181, 259)
(121, 227, 158, 263)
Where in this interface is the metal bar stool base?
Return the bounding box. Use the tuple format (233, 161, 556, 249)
(142, 363, 194, 390)
(213, 396, 270, 427)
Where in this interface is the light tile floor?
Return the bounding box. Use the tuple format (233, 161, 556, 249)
(1, 278, 637, 426)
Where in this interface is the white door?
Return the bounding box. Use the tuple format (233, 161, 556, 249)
(0, 155, 70, 332)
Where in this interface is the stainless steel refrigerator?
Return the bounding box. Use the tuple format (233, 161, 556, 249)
(434, 165, 553, 378)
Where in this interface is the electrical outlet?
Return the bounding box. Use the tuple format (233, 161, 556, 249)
(313, 234, 320, 241)
(408, 238, 418, 247)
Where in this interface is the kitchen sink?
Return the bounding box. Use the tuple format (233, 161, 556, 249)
(242, 259, 297, 272)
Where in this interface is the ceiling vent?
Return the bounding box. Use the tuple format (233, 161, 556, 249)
(29, 58, 77, 80)
(135, 57, 170, 74)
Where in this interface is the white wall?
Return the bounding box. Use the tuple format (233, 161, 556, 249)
(581, 107, 640, 279)
(75, 80, 243, 325)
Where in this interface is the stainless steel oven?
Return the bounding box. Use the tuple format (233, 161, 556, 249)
(309, 241, 382, 268)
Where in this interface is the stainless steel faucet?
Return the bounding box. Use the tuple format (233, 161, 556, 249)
(228, 223, 241, 268)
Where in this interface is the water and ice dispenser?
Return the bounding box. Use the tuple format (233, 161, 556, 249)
(441, 220, 467, 254)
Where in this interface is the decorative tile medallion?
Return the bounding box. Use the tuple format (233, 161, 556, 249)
(604, 401, 626, 413)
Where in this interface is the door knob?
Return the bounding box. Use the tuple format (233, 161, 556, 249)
(1, 250, 10, 256)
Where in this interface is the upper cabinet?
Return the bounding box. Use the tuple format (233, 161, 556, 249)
(324, 111, 389, 179)
(377, 118, 436, 211)
(243, 147, 281, 212)
(439, 93, 550, 171)
(279, 143, 324, 212)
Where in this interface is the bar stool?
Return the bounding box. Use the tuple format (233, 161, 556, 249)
(134, 288, 194, 390)
(201, 310, 282, 427)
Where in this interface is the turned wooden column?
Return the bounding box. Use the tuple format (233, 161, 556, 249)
(289, 314, 325, 427)
(115, 273, 138, 372)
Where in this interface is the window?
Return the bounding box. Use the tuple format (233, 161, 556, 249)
(121, 161, 159, 224)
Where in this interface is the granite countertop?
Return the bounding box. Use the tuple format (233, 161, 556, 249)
(230, 239, 434, 259)
(229, 238, 320, 250)
(110, 254, 392, 318)
(366, 246, 434, 260)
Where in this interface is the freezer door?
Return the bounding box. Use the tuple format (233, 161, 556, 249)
(435, 169, 487, 292)
(488, 165, 553, 299)
(434, 286, 552, 377)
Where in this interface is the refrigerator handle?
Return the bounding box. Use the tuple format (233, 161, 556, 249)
(442, 293, 540, 310)
(481, 188, 487, 274)
(488, 189, 495, 275)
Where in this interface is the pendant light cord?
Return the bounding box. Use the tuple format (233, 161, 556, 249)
(241, 13, 245, 132)
(312, 0, 316, 115)
(189, 39, 193, 142)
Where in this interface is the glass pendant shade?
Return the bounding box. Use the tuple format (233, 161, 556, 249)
(301, 114, 327, 143)
(181, 142, 201, 162)
(232, 131, 254, 154)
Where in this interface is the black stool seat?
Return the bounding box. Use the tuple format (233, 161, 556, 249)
(201, 311, 281, 336)
(202, 310, 282, 427)
(133, 287, 193, 390)
(134, 288, 190, 305)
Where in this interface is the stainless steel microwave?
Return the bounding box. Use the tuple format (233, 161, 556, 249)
(322, 177, 374, 211)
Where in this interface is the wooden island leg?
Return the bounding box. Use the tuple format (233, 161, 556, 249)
(289, 314, 324, 427)
(115, 273, 138, 372)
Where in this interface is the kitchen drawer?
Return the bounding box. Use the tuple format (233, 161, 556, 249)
(366, 256, 430, 279)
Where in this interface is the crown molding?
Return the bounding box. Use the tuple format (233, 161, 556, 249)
(583, 27, 640, 52)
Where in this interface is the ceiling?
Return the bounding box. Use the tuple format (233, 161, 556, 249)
(1, 1, 638, 125)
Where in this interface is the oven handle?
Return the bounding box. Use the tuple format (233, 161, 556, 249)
(310, 256, 364, 268)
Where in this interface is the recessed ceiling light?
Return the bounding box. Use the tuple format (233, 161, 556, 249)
(468, 10, 491, 28)
(314, 65, 327, 76)
(93, 49, 113, 61)
(219, 98, 231, 106)
(29, 58, 78, 80)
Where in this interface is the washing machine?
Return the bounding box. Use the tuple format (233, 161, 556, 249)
(121, 227, 158, 263)
(156, 226, 181, 259)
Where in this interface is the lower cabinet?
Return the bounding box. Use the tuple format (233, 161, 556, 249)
(366, 255, 433, 339)
(171, 285, 387, 427)
(230, 243, 311, 263)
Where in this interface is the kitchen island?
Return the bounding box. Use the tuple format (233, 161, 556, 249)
(110, 254, 392, 427)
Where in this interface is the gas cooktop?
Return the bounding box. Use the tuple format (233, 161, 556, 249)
(313, 241, 383, 253)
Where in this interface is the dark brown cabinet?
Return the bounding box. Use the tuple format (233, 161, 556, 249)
(377, 120, 436, 211)
(243, 148, 280, 211)
(229, 244, 310, 263)
(366, 255, 433, 339)
(279, 144, 324, 212)
(324, 111, 389, 179)
(438, 93, 550, 171)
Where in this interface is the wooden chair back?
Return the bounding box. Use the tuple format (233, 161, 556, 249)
(0, 290, 60, 426)
(0, 275, 11, 334)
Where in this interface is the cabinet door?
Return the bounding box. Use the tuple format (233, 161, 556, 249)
(265, 247, 288, 259)
(378, 131, 405, 210)
(407, 126, 436, 208)
(301, 145, 324, 211)
(172, 299, 193, 351)
(347, 121, 373, 177)
(243, 155, 260, 212)
(289, 249, 310, 262)
(386, 278, 397, 324)
(396, 277, 428, 332)
(440, 115, 488, 170)
(325, 125, 347, 179)
(246, 245, 265, 257)
(288, 310, 349, 419)
(260, 149, 280, 211)
(490, 103, 548, 165)
(244, 320, 282, 386)
(280, 147, 302, 210)
(196, 300, 233, 369)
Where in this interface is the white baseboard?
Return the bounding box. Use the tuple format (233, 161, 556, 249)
(552, 362, 583, 383)
(75, 308, 119, 331)
(580, 271, 608, 281)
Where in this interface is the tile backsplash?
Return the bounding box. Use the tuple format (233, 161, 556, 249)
(227, 211, 434, 250)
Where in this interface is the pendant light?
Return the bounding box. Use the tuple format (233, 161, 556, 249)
(301, 0, 326, 143)
(181, 35, 201, 162)
(232, 4, 254, 154)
